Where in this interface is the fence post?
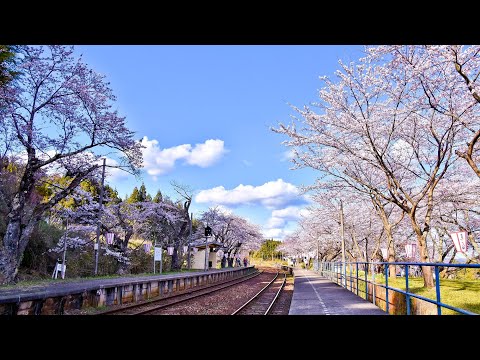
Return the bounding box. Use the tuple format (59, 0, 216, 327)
(406, 264, 410, 315)
(365, 262, 368, 301)
(349, 262, 353, 291)
(435, 265, 441, 315)
(371, 262, 376, 306)
(356, 262, 359, 296)
(385, 263, 389, 314)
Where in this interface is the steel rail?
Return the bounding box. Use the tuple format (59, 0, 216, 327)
(231, 271, 280, 315)
(265, 273, 287, 315)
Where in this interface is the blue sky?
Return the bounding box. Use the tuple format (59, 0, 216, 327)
(75, 45, 364, 240)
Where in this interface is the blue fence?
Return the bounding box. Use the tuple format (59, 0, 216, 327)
(313, 260, 480, 315)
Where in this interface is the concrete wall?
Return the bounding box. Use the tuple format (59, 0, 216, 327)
(191, 250, 207, 269)
(191, 250, 219, 270)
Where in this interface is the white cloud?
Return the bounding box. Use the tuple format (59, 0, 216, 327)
(266, 217, 286, 229)
(242, 159, 252, 167)
(280, 149, 295, 162)
(263, 206, 310, 240)
(195, 179, 303, 209)
(271, 206, 310, 221)
(262, 227, 295, 240)
(265, 206, 310, 229)
(263, 228, 284, 238)
(186, 139, 228, 167)
(216, 205, 233, 216)
(140, 136, 227, 177)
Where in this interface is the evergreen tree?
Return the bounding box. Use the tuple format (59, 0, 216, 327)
(138, 182, 148, 202)
(0, 45, 19, 87)
(127, 187, 140, 203)
(153, 190, 163, 203)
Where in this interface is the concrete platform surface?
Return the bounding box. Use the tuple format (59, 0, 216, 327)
(0, 267, 249, 303)
(288, 268, 386, 315)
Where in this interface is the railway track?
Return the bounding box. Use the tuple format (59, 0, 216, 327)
(231, 271, 286, 315)
(97, 270, 262, 315)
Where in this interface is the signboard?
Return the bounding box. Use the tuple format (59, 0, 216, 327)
(167, 246, 174, 256)
(449, 231, 468, 253)
(56, 263, 66, 272)
(154, 247, 162, 261)
(380, 248, 388, 260)
(405, 243, 417, 258)
(106, 232, 114, 245)
(52, 263, 66, 279)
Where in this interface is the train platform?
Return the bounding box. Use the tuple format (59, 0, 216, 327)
(0, 269, 218, 302)
(288, 267, 386, 315)
(0, 267, 254, 314)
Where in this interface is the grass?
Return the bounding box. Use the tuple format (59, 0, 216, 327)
(340, 270, 480, 315)
(0, 268, 204, 290)
(250, 259, 287, 268)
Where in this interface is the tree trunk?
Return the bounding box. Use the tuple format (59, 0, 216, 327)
(386, 226, 397, 279)
(417, 232, 435, 287)
(116, 261, 129, 275)
(1, 197, 37, 284)
(0, 247, 20, 284)
(171, 247, 181, 270)
(410, 218, 435, 288)
(115, 236, 132, 275)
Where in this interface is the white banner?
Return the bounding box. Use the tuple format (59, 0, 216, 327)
(380, 248, 388, 260)
(154, 247, 162, 261)
(105, 232, 114, 245)
(405, 243, 416, 258)
(143, 242, 152, 253)
(449, 231, 468, 253)
(167, 246, 174, 256)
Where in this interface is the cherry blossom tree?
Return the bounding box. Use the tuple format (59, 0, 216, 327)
(273, 46, 468, 287)
(432, 167, 480, 263)
(198, 207, 263, 267)
(370, 46, 480, 179)
(0, 46, 143, 284)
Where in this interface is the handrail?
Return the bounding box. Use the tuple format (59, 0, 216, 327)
(315, 260, 480, 315)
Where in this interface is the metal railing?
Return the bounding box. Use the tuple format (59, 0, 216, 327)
(314, 260, 480, 315)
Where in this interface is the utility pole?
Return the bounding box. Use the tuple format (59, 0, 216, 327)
(94, 158, 106, 275)
(62, 217, 68, 279)
(188, 212, 193, 269)
(204, 236, 209, 271)
(340, 199, 346, 288)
